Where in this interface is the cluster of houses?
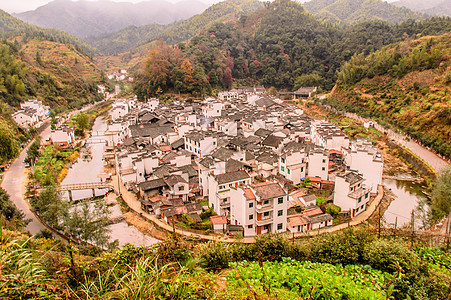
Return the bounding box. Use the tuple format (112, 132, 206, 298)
(107, 69, 134, 82)
(105, 89, 383, 237)
(12, 99, 50, 128)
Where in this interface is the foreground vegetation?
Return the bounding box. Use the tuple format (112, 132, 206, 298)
(0, 226, 450, 299)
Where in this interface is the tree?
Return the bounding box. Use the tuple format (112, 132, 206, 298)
(75, 113, 89, 132)
(33, 185, 67, 229)
(431, 167, 451, 220)
(61, 199, 111, 247)
(0, 120, 18, 163)
(25, 137, 41, 166)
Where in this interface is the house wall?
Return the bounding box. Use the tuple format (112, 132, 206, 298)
(308, 152, 329, 180)
(346, 150, 383, 193)
(230, 187, 256, 237)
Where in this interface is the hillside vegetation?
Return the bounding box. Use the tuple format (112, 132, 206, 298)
(303, 0, 426, 25)
(328, 33, 451, 158)
(89, 0, 264, 55)
(0, 37, 106, 110)
(0, 9, 98, 56)
(134, 0, 451, 97)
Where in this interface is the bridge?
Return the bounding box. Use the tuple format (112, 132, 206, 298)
(35, 182, 114, 201)
(58, 182, 113, 191)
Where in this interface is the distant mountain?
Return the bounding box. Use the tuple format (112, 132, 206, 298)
(87, 0, 265, 55)
(0, 9, 98, 56)
(303, 0, 425, 24)
(13, 0, 208, 38)
(392, 0, 451, 17)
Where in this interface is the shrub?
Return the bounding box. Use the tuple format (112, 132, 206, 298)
(363, 239, 420, 274)
(308, 228, 374, 265)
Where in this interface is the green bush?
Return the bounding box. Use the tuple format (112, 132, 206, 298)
(309, 228, 374, 265)
(363, 239, 420, 274)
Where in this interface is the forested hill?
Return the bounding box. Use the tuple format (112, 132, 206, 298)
(86, 0, 264, 55)
(133, 0, 451, 98)
(329, 33, 451, 158)
(303, 0, 426, 25)
(0, 9, 98, 56)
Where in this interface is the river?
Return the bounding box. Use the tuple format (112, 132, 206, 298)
(383, 178, 429, 229)
(62, 116, 159, 247)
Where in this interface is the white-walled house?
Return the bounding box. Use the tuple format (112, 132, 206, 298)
(184, 131, 218, 157)
(147, 98, 159, 111)
(342, 140, 383, 193)
(218, 91, 238, 101)
(110, 101, 129, 121)
(12, 110, 38, 127)
(51, 126, 75, 147)
(229, 181, 287, 237)
(214, 119, 238, 136)
(307, 149, 329, 180)
(311, 123, 350, 151)
(333, 171, 371, 218)
(208, 170, 251, 216)
(20, 99, 49, 120)
(279, 150, 307, 185)
(202, 102, 223, 118)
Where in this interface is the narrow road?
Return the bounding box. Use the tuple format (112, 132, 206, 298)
(1, 125, 51, 235)
(1, 101, 111, 236)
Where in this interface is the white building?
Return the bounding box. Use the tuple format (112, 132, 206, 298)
(184, 130, 218, 157)
(279, 150, 307, 185)
(51, 126, 75, 147)
(208, 170, 251, 216)
(307, 149, 329, 180)
(229, 181, 287, 236)
(333, 171, 371, 218)
(218, 91, 238, 101)
(202, 102, 223, 118)
(12, 110, 38, 128)
(311, 123, 350, 151)
(342, 140, 383, 193)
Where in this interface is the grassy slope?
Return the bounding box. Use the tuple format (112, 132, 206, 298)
(332, 33, 451, 157)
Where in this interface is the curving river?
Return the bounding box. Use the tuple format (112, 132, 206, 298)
(383, 178, 429, 229)
(62, 116, 159, 247)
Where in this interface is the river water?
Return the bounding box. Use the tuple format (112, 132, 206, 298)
(62, 116, 159, 247)
(383, 178, 429, 229)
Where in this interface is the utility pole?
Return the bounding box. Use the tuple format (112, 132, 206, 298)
(378, 206, 381, 238)
(411, 210, 415, 249)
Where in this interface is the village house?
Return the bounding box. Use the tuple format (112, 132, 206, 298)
(333, 171, 371, 218)
(50, 126, 75, 147)
(208, 170, 251, 216)
(342, 139, 383, 193)
(229, 181, 287, 237)
(310, 122, 350, 151)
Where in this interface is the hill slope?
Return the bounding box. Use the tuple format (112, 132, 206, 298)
(330, 33, 451, 158)
(0, 37, 106, 109)
(303, 0, 425, 24)
(87, 0, 264, 55)
(13, 0, 208, 38)
(0, 9, 98, 56)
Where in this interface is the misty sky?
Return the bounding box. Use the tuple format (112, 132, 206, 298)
(0, 0, 397, 14)
(0, 0, 220, 14)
